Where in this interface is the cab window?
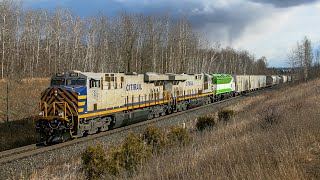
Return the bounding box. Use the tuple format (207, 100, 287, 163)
(90, 79, 100, 88)
(67, 78, 86, 86)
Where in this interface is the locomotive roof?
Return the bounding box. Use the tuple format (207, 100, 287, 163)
(210, 74, 233, 79)
(53, 71, 209, 81)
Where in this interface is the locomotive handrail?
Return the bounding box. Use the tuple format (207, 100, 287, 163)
(53, 102, 68, 121)
(39, 101, 48, 117)
(65, 103, 75, 127)
(38, 101, 76, 126)
(53, 102, 76, 122)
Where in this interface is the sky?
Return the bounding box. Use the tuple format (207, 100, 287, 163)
(22, 0, 320, 67)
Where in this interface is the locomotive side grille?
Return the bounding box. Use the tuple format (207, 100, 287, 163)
(40, 87, 79, 116)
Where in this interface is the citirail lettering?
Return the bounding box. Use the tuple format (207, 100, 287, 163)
(126, 84, 142, 91)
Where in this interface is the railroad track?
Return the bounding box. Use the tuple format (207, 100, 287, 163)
(0, 144, 38, 159)
(0, 89, 278, 179)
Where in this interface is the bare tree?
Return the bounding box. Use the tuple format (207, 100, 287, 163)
(288, 36, 313, 80)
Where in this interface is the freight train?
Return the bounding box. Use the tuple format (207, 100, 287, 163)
(35, 71, 291, 144)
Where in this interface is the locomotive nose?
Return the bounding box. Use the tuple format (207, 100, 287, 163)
(40, 87, 79, 117)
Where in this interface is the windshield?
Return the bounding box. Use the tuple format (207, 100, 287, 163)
(51, 79, 65, 86)
(66, 78, 86, 86)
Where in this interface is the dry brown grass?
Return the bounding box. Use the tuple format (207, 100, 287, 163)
(27, 79, 320, 179)
(0, 78, 49, 122)
(0, 78, 49, 151)
(28, 159, 85, 180)
(0, 118, 37, 151)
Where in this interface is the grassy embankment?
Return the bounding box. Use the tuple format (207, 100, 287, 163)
(27, 79, 320, 179)
(0, 79, 49, 151)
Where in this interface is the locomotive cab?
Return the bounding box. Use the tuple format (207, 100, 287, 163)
(36, 71, 88, 144)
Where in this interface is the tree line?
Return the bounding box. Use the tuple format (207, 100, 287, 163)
(0, 0, 271, 79)
(288, 36, 320, 80)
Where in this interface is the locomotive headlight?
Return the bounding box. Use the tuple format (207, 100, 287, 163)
(39, 111, 44, 116)
(58, 111, 64, 117)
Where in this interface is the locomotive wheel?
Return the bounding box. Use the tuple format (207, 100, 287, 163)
(148, 113, 154, 120)
(61, 131, 72, 142)
(182, 104, 187, 111)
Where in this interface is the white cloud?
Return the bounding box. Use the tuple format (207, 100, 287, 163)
(232, 2, 320, 67)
